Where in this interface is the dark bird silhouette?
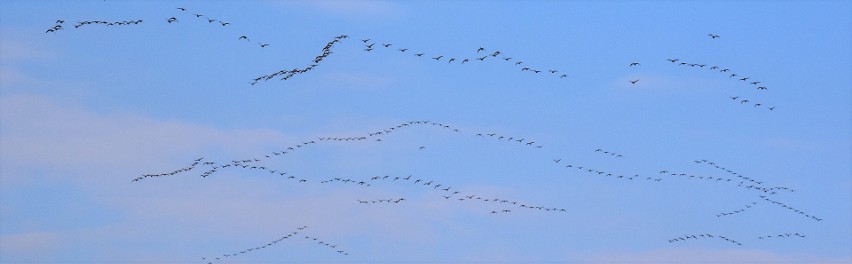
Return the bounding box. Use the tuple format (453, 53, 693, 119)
(667, 58, 679, 63)
(477, 47, 485, 52)
(167, 17, 178, 23)
(239, 35, 249, 41)
(708, 33, 720, 39)
(629, 62, 640, 67)
(219, 21, 230, 26)
(630, 79, 639, 85)
(177, 7, 187, 11)
(259, 43, 269, 48)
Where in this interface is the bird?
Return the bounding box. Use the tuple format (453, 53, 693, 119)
(361, 39, 370, 43)
(667, 58, 679, 63)
(708, 33, 720, 39)
(560, 74, 567, 78)
(193, 13, 204, 17)
(477, 47, 485, 52)
(398, 48, 408, 52)
(382, 43, 392, 47)
(415, 53, 424, 57)
(219, 21, 230, 26)
(432, 56, 443, 61)
(629, 79, 639, 85)
(629, 62, 640, 67)
(239, 35, 249, 41)
(259, 43, 269, 48)
(177, 7, 187, 11)
(167, 17, 178, 23)
(207, 18, 216, 23)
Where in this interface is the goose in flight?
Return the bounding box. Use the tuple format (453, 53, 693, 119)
(629, 62, 640, 67)
(629, 79, 639, 85)
(167, 17, 178, 23)
(708, 33, 720, 39)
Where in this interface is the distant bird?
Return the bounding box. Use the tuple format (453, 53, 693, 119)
(398, 48, 408, 52)
(415, 53, 424, 57)
(207, 18, 216, 23)
(730, 96, 739, 100)
(382, 43, 392, 47)
(219, 21, 230, 26)
(461, 59, 469, 64)
(177, 7, 187, 11)
(477, 47, 485, 52)
(239, 35, 249, 41)
(560, 74, 567, 78)
(629, 62, 641, 67)
(56, 19, 65, 24)
(259, 43, 269, 48)
(708, 33, 720, 39)
(667, 58, 679, 63)
(194, 14, 204, 17)
(629, 79, 639, 85)
(361, 39, 370, 43)
(167, 17, 178, 23)
(768, 106, 775, 110)
(432, 56, 443, 61)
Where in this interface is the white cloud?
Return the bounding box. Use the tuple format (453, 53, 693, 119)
(0, 94, 290, 186)
(0, 231, 61, 257)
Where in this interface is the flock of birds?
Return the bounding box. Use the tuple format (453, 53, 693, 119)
(252, 35, 349, 84)
(667, 58, 776, 110)
(131, 118, 817, 257)
(201, 225, 348, 264)
(44, 7, 779, 112)
(40, 4, 818, 262)
(360, 39, 570, 80)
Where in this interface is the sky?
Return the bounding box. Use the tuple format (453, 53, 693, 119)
(1, 0, 850, 263)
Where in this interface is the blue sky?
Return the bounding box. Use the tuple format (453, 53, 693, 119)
(1, 0, 850, 263)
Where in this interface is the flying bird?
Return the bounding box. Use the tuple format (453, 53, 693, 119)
(630, 79, 639, 85)
(629, 62, 641, 67)
(708, 33, 720, 39)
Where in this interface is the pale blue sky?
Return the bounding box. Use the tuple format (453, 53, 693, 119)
(1, 0, 850, 263)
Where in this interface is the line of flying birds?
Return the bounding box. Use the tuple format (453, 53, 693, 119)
(360, 39, 570, 80)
